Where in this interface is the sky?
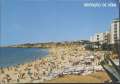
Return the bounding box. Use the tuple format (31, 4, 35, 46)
(0, 0, 119, 46)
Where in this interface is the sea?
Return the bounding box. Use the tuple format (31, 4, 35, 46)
(0, 47, 49, 67)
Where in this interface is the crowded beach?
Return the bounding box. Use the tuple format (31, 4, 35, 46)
(0, 45, 111, 83)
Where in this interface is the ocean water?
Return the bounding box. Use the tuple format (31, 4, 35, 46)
(0, 47, 48, 67)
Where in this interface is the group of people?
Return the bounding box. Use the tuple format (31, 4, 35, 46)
(0, 45, 108, 83)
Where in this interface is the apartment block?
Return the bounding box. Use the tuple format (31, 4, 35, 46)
(90, 18, 120, 45)
(90, 32, 110, 44)
(110, 18, 120, 44)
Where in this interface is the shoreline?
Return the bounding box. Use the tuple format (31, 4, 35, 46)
(0, 47, 49, 68)
(0, 45, 112, 83)
(0, 55, 48, 68)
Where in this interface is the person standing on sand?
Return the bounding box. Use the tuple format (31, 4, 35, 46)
(5, 74, 11, 83)
(17, 74, 20, 83)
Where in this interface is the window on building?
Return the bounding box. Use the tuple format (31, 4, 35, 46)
(114, 23, 117, 28)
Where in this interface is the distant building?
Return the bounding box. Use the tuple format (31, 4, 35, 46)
(90, 18, 120, 45)
(110, 18, 120, 44)
(90, 33, 99, 43)
(90, 32, 110, 44)
(103, 31, 110, 44)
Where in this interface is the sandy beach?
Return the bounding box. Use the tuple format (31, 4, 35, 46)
(44, 72, 110, 83)
(0, 45, 112, 83)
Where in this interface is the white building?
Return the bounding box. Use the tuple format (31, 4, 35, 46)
(103, 31, 110, 44)
(110, 18, 120, 44)
(90, 18, 120, 45)
(90, 32, 108, 44)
